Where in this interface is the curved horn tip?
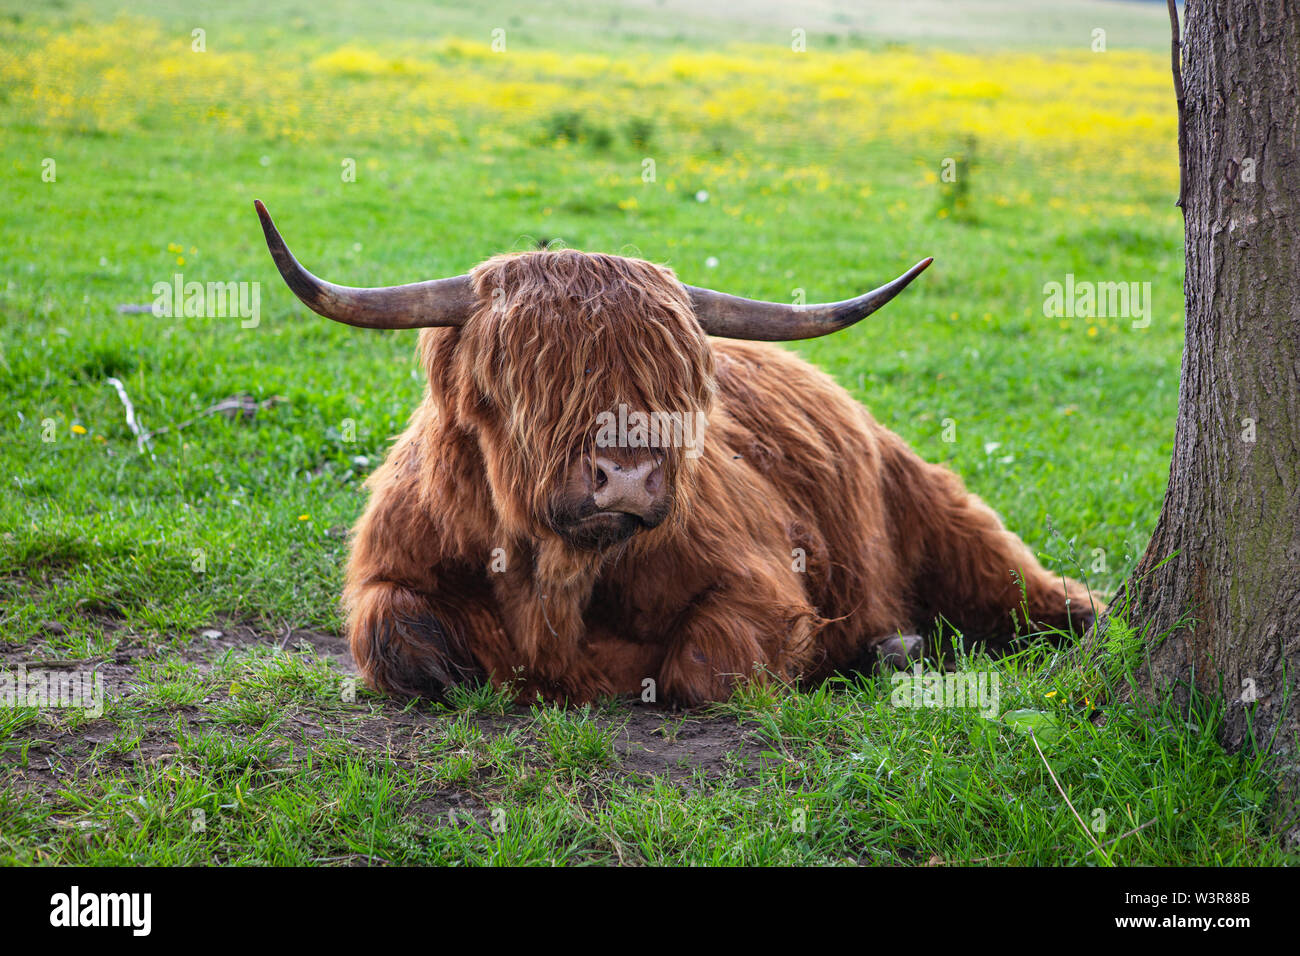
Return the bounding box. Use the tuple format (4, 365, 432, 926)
(897, 257, 933, 281)
(253, 199, 276, 233)
(883, 256, 933, 294)
(250, 200, 475, 330)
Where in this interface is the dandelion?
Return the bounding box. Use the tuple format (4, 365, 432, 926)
(71, 424, 87, 435)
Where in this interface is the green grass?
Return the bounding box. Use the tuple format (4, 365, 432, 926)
(0, 0, 1291, 865)
(0, 635, 1286, 864)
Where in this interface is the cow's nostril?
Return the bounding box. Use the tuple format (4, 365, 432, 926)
(594, 467, 608, 490)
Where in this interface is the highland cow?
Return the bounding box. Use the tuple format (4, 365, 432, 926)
(255, 200, 1094, 706)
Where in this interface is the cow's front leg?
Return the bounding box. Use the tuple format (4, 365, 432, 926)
(577, 628, 667, 699)
(492, 538, 616, 703)
(344, 451, 510, 701)
(346, 580, 500, 701)
(659, 581, 819, 707)
(514, 627, 670, 705)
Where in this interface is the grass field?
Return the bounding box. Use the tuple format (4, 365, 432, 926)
(0, 0, 1291, 865)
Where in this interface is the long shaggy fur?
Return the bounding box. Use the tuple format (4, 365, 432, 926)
(343, 250, 1094, 705)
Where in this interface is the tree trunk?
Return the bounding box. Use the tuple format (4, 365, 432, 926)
(1117, 0, 1300, 839)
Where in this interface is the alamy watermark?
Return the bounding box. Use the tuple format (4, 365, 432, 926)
(152, 273, 261, 328)
(1042, 274, 1152, 328)
(890, 664, 999, 718)
(2, 666, 104, 717)
(594, 403, 708, 460)
(50, 886, 150, 936)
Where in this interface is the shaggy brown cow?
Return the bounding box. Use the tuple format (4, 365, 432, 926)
(255, 200, 1094, 706)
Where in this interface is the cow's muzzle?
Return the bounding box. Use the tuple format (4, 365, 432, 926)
(589, 455, 664, 522)
(551, 452, 671, 549)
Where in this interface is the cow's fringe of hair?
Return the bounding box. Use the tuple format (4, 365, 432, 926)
(420, 250, 715, 543)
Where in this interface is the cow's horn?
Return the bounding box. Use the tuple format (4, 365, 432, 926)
(686, 257, 933, 341)
(254, 200, 475, 329)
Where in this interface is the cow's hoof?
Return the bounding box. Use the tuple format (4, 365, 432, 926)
(877, 633, 925, 669)
(1067, 602, 1098, 634)
(1030, 599, 1098, 641)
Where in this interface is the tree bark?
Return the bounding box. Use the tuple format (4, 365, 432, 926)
(1118, 0, 1300, 839)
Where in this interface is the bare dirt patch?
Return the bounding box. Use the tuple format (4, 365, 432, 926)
(612, 707, 768, 785)
(3, 620, 774, 808)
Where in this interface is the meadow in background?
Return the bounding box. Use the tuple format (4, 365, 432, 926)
(1, 0, 1284, 865)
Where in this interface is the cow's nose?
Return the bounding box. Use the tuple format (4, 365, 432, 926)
(591, 456, 663, 518)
